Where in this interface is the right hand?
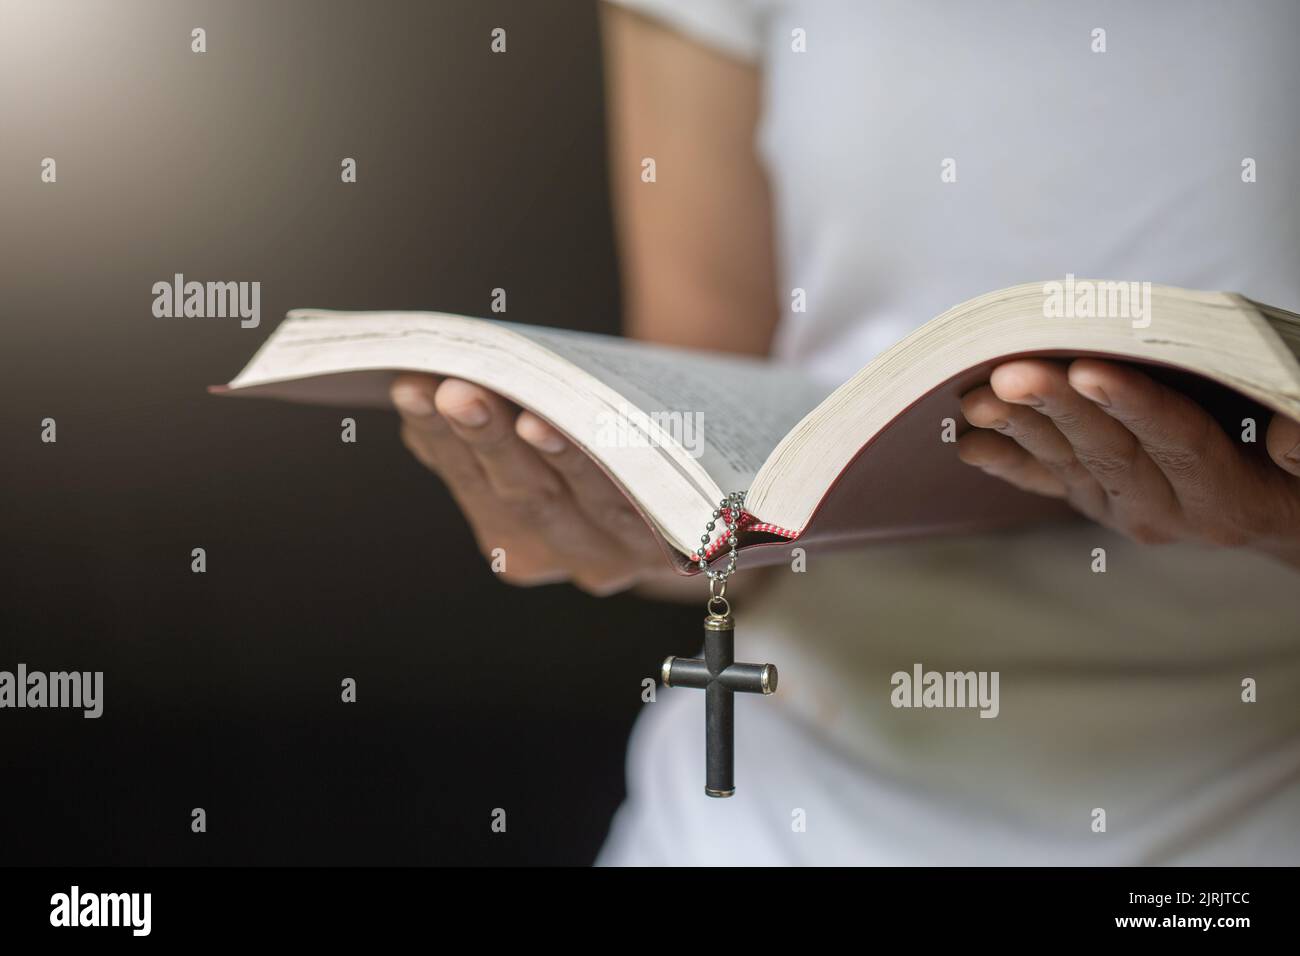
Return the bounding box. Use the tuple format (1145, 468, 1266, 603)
(390, 373, 666, 595)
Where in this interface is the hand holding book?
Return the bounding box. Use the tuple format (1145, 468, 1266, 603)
(390, 373, 671, 595)
(957, 357, 1300, 569)
(218, 283, 1300, 576)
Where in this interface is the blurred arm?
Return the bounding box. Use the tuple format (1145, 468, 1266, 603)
(601, 4, 780, 601)
(600, 3, 779, 356)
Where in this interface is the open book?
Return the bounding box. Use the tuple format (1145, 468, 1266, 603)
(217, 281, 1300, 571)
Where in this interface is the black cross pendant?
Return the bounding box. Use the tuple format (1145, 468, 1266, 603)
(661, 611, 778, 797)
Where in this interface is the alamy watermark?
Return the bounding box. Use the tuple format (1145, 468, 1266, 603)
(890, 663, 999, 718)
(152, 273, 260, 328)
(50, 886, 150, 936)
(593, 403, 705, 459)
(0, 664, 103, 718)
(1042, 274, 1151, 329)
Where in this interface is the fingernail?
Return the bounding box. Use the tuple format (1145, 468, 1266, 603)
(393, 386, 435, 417)
(530, 431, 567, 454)
(447, 401, 490, 427)
(1075, 383, 1111, 407)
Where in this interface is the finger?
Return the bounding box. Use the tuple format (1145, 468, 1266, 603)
(431, 380, 654, 574)
(956, 429, 1068, 498)
(392, 375, 490, 492)
(992, 359, 1178, 528)
(393, 374, 481, 480)
(963, 380, 1107, 518)
(391, 373, 445, 424)
(960, 384, 1015, 431)
(398, 421, 486, 494)
(962, 385, 1079, 480)
(394, 378, 645, 590)
(962, 384, 1075, 455)
(515, 411, 660, 558)
(433, 380, 564, 501)
(1066, 359, 1244, 513)
(1265, 412, 1300, 478)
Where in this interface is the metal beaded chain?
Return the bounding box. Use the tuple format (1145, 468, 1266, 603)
(696, 491, 746, 590)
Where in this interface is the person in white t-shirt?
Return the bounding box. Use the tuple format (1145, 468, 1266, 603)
(390, 1, 1300, 864)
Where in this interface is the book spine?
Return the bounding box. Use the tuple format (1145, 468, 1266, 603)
(696, 510, 799, 562)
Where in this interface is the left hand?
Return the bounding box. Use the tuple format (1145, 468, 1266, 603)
(957, 358, 1300, 568)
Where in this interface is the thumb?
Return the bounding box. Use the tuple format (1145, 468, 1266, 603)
(1265, 412, 1300, 477)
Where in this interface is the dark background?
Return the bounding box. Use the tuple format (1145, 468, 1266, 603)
(0, 0, 700, 865)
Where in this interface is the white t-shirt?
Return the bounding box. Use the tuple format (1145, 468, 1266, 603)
(598, 0, 1300, 865)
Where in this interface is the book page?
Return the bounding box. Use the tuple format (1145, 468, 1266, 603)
(223, 309, 835, 519)
(508, 323, 831, 491)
